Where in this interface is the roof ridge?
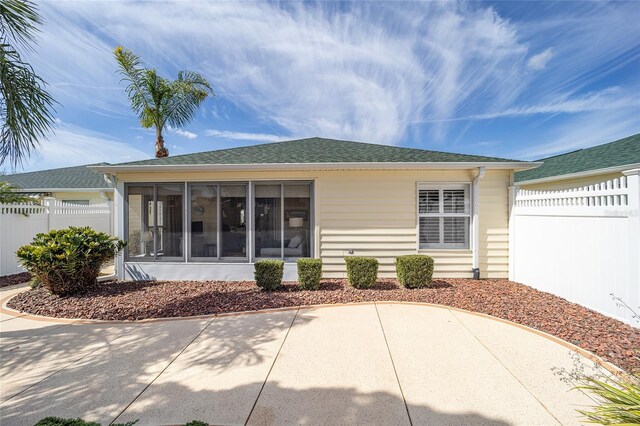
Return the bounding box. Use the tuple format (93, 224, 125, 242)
(113, 136, 521, 166)
(535, 149, 583, 161)
(114, 136, 310, 165)
(537, 132, 640, 161)
(515, 132, 640, 183)
(4, 163, 108, 177)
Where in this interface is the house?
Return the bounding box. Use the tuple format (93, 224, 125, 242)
(514, 133, 640, 189)
(2, 163, 114, 205)
(92, 137, 539, 281)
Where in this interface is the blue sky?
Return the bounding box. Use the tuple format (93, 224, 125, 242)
(12, 0, 640, 171)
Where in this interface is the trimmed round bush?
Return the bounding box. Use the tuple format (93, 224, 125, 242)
(395, 254, 434, 288)
(16, 227, 126, 296)
(297, 258, 322, 290)
(254, 259, 284, 291)
(345, 256, 378, 289)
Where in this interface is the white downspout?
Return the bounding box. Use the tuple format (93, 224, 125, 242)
(114, 176, 125, 281)
(472, 167, 486, 280)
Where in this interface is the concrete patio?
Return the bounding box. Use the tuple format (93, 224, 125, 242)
(1, 285, 596, 425)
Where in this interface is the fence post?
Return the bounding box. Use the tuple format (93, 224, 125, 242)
(43, 197, 55, 231)
(622, 169, 640, 318)
(107, 200, 114, 235)
(508, 185, 519, 282)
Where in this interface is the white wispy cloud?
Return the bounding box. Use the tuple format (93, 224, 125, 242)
(167, 126, 197, 139)
(527, 48, 555, 70)
(511, 108, 640, 160)
(174, 129, 197, 139)
(440, 87, 640, 121)
(28, 2, 537, 145)
(24, 6, 129, 117)
(205, 130, 288, 143)
(22, 122, 149, 171)
(17, 0, 640, 157)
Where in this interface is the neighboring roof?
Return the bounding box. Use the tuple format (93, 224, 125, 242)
(1, 163, 113, 191)
(94, 137, 531, 172)
(515, 133, 640, 183)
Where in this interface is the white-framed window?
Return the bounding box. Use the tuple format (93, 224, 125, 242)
(418, 183, 470, 249)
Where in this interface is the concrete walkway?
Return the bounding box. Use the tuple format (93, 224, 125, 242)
(1, 291, 596, 425)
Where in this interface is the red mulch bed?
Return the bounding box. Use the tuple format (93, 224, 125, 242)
(6, 278, 639, 372)
(0, 272, 31, 288)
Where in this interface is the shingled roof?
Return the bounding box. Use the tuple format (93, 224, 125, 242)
(108, 137, 522, 166)
(2, 163, 113, 191)
(515, 133, 640, 183)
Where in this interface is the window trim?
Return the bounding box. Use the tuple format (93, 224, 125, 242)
(417, 182, 472, 250)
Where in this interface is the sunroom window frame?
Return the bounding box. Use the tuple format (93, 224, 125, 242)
(417, 182, 471, 250)
(124, 182, 186, 262)
(252, 180, 314, 262)
(186, 181, 250, 263)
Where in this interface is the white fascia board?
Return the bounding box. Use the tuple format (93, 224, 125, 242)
(515, 162, 640, 186)
(17, 188, 114, 192)
(90, 161, 541, 173)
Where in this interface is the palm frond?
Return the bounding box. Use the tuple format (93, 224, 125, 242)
(0, 43, 55, 168)
(164, 70, 214, 128)
(113, 46, 153, 117)
(0, 0, 55, 169)
(0, 0, 40, 50)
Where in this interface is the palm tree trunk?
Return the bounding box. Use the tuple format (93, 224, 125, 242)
(155, 128, 169, 158)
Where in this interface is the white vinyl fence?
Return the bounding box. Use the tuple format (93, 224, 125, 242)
(510, 169, 640, 326)
(0, 199, 112, 276)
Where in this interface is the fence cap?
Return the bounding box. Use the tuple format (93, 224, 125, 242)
(622, 168, 640, 176)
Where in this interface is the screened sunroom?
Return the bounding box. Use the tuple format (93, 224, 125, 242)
(125, 181, 313, 267)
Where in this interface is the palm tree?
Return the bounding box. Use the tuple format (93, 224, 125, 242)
(114, 47, 214, 158)
(0, 0, 56, 168)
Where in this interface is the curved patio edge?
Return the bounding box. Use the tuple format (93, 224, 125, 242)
(0, 289, 623, 375)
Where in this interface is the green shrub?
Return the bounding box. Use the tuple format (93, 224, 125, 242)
(395, 255, 434, 289)
(16, 227, 126, 296)
(345, 256, 378, 289)
(254, 259, 284, 290)
(297, 258, 322, 290)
